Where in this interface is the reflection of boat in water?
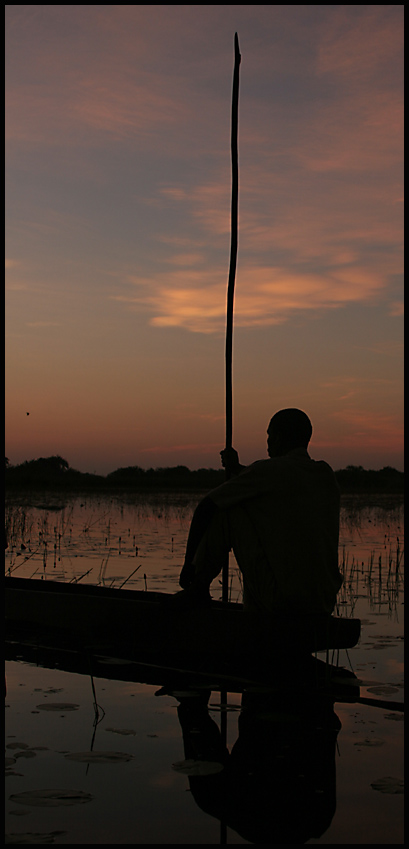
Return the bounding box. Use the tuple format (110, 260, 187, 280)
(5, 603, 356, 846)
(6, 575, 361, 691)
(7, 577, 396, 844)
(174, 687, 342, 844)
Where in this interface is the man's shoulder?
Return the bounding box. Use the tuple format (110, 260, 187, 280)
(264, 451, 339, 492)
(309, 457, 337, 478)
(209, 450, 337, 507)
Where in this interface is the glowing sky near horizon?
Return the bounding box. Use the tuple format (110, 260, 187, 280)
(5, 5, 404, 474)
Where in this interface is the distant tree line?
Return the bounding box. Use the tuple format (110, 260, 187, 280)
(5, 455, 404, 494)
(4, 456, 226, 491)
(334, 464, 404, 494)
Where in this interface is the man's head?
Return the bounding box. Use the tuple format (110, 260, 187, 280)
(267, 408, 312, 457)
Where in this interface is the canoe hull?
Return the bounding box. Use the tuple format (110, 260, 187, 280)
(5, 576, 361, 695)
(5, 574, 360, 641)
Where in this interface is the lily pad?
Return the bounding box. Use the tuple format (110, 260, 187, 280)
(8, 811, 30, 817)
(105, 727, 137, 736)
(15, 751, 37, 759)
(354, 737, 384, 747)
(65, 751, 133, 763)
(9, 790, 93, 808)
(366, 686, 400, 696)
(172, 758, 225, 776)
(5, 831, 66, 844)
(371, 776, 404, 794)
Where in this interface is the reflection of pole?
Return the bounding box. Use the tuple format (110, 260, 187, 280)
(220, 698, 228, 845)
(223, 32, 241, 604)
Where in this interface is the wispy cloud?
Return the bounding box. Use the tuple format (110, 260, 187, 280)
(112, 260, 386, 334)
(388, 301, 404, 317)
(6, 75, 187, 151)
(329, 408, 403, 450)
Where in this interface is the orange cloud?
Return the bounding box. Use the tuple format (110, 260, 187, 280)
(113, 262, 386, 334)
(121, 131, 402, 333)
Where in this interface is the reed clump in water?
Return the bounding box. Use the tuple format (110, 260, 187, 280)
(337, 538, 404, 617)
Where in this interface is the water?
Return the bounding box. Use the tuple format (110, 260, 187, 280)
(5, 493, 404, 844)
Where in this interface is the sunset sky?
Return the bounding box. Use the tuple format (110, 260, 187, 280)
(5, 5, 404, 474)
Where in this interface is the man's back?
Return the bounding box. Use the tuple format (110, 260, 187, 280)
(209, 448, 342, 616)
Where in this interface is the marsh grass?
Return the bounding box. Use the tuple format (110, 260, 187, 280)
(4, 495, 404, 615)
(336, 536, 403, 618)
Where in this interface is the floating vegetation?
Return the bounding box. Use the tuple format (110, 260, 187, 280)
(13, 751, 36, 760)
(366, 685, 400, 696)
(64, 751, 134, 763)
(5, 831, 67, 844)
(172, 758, 225, 776)
(370, 776, 404, 794)
(9, 790, 93, 807)
(105, 727, 137, 736)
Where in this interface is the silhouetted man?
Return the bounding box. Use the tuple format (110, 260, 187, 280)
(178, 409, 342, 619)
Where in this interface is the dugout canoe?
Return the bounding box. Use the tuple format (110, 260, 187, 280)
(5, 576, 360, 679)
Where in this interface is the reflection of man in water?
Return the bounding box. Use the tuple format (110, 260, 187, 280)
(179, 408, 342, 620)
(175, 687, 341, 843)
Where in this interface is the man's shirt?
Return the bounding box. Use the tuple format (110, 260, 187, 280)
(208, 448, 342, 616)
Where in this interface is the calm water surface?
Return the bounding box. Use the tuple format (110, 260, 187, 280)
(5, 493, 404, 844)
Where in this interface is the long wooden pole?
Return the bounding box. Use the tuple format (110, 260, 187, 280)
(223, 33, 241, 604)
(220, 44, 241, 833)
